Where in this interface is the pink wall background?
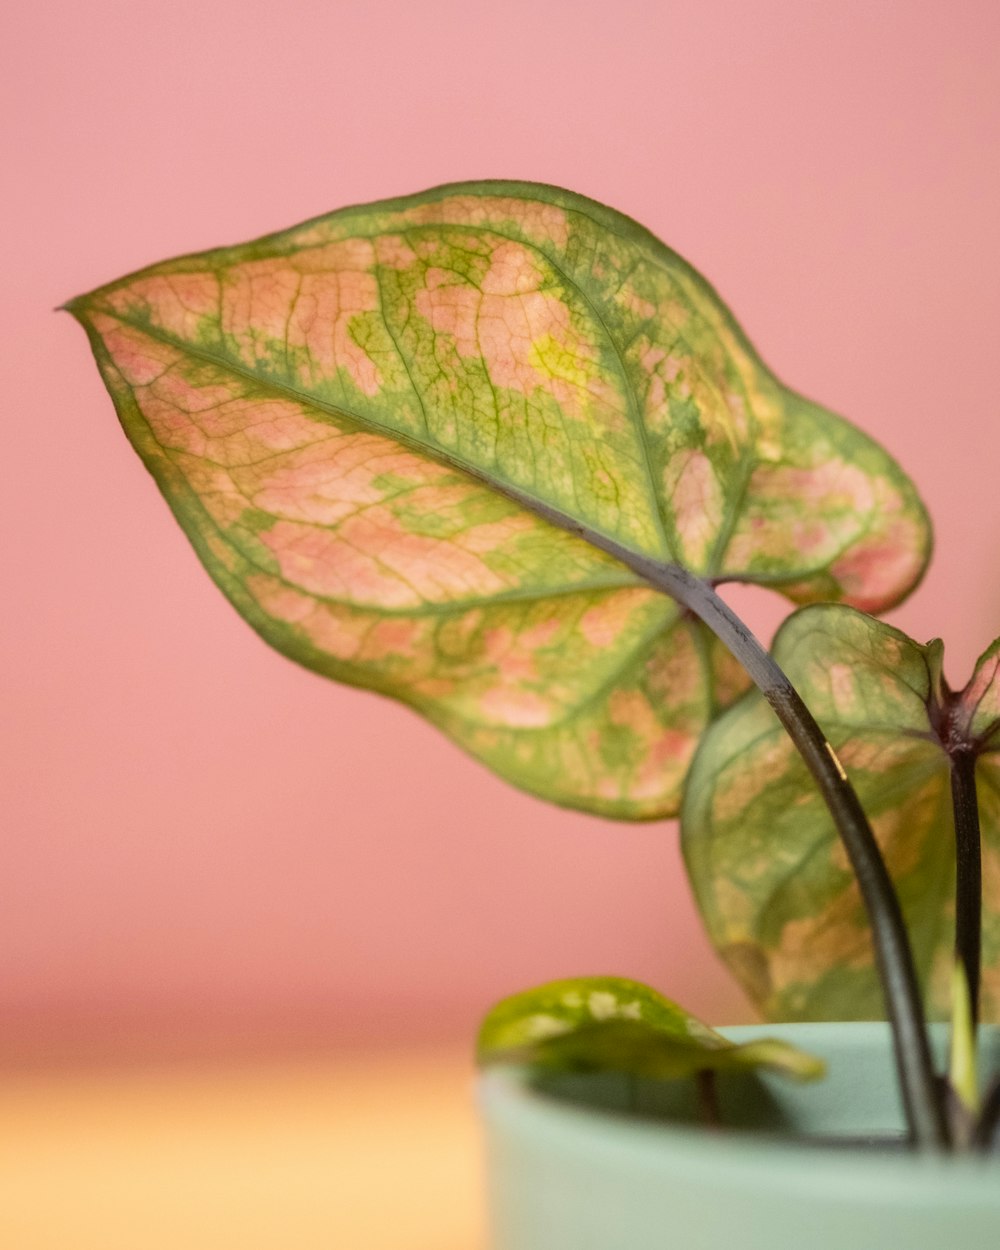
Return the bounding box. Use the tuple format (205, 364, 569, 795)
(4, 1, 1000, 1061)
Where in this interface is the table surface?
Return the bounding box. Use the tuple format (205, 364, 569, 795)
(0, 1049, 485, 1250)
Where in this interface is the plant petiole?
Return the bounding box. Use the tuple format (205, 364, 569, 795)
(627, 564, 950, 1152)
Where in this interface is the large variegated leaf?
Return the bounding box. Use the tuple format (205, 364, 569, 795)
(68, 182, 930, 817)
(477, 976, 824, 1081)
(682, 606, 1000, 1020)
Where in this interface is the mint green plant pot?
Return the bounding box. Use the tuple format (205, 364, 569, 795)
(480, 1023, 1000, 1249)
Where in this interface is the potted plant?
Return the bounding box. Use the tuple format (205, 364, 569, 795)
(66, 181, 1000, 1245)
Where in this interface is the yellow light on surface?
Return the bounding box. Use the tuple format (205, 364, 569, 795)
(0, 1050, 484, 1250)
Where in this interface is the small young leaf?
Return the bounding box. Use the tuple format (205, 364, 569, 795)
(956, 637, 1000, 749)
(477, 976, 825, 1082)
(682, 605, 1000, 1021)
(69, 182, 930, 817)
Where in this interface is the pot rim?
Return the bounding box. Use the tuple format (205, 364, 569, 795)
(479, 1021, 1000, 1203)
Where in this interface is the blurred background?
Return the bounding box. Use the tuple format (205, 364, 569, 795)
(3, 2, 999, 1246)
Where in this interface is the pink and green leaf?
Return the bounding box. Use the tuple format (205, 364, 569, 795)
(477, 975, 825, 1081)
(682, 605, 1000, 1021)
(69, 182, 930, 817)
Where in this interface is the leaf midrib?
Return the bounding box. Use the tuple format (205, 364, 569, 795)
(85, 304, 695, 591)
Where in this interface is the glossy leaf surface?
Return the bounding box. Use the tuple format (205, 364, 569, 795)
(477, 976, 824, 1081)
(69, 182, 930, 816)
(683, 606, 1000, 1020)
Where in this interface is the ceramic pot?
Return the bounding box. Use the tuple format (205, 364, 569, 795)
(479, 1022, 1000, 1250)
